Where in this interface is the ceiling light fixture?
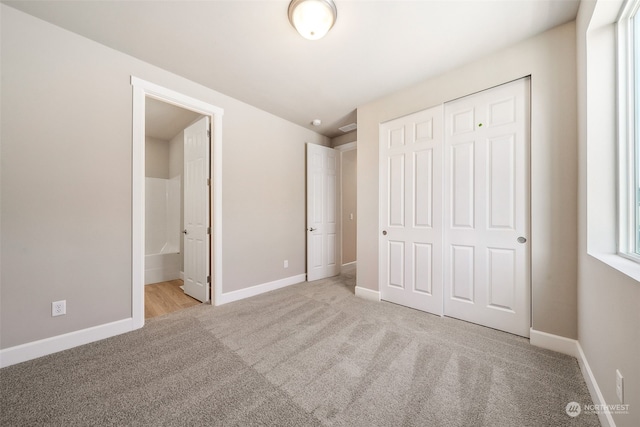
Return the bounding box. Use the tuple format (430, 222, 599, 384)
(288, 0, 337, 41)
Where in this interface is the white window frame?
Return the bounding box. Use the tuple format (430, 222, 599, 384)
(618, 0, 640, 261)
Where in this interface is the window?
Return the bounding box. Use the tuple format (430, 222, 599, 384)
(619, 0, 640, 259)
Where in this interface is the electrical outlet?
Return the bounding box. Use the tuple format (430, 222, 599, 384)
(616, 369, 624, 403)
(52, 300, 66, 317)
(284, 260, 289, 268)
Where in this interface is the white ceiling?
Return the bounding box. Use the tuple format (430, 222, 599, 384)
(4, 0, 580, 138)
(146, 98, 203, 141)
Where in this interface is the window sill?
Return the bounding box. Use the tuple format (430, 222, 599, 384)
(589, 252, 640, 283)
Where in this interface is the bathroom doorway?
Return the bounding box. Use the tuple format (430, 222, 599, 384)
(131, 77, 224, 327)
(144, 98, 204, 318)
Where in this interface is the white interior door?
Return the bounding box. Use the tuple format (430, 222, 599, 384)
(379, 106, 444, 315)
(307, 143, 341, 281)
(443, 78, 530, 337)
(183, 116, 210, 302)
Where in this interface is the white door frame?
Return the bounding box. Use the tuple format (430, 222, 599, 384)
(131, 76, 224, 329)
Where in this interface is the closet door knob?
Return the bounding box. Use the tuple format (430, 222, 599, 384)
(517, 236, 526, 243)
(382, 230, 387, 236)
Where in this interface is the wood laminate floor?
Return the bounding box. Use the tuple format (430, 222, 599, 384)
(145, 279, 201, 319)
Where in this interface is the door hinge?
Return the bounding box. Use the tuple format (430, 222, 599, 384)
(207, 227, 212, 234)
(207, 178, 211, 186)
(207, 276, 211, 283)
(207, 129, 211, 138)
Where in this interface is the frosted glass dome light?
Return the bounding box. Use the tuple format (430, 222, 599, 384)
(288, 0, 337, 41)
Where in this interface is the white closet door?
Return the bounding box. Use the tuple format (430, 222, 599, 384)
(379, 106, 444, 315)
(443, 78, 530, 337)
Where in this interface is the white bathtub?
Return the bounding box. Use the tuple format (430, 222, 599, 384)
(145, 250, 182, 285)
(145, 176, 182, 285)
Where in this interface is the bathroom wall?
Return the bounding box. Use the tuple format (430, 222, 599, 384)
(145, 136, 170, 179)
(145, 129, 179, 254)
(145, 131, 181, 284)
(169, 130, 185, 269)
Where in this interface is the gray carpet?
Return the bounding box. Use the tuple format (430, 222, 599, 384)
(1, 271, 599, 426)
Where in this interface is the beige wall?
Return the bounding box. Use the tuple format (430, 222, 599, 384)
(341, 149, 357, 265)
(145, 136, 170, 179)
(169, 130, 185, 269)
(357, 22, 578, 339)
(577, 1, 640, 425)
(168, 130, 184, 180)
(331, 131, 357, 148)
(0, 5, 328, 349)
(333, 132, 358, 266)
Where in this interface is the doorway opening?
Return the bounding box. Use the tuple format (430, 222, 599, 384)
(144, 98, 203, 319)
(336, 141, 357, 274)
(131, 77, 224, 328)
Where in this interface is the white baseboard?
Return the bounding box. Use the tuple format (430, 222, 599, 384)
(216, 274, 306, 306)
(530, 328, 616, 427)
(0, 318, 136, 368)
(355, 286, 380, 302)
(576, 342, 617, 427)
(1, 274, 304, 368)
(342, 261, 357, 268)
(529, 328, 579, 357)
